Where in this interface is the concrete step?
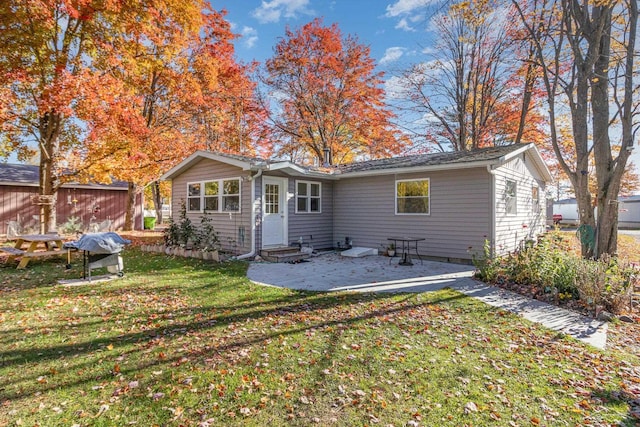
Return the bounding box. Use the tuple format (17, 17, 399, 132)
(260, 247, 310, 263)
(261, 246, 300, 256)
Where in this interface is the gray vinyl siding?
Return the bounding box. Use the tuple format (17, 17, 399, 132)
(493, 154, 547, 256)
(288, 179, 334, 249)
(333, 168, 491, 260)
(171, 158, 252, 254)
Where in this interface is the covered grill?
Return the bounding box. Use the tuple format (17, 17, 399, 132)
(64, 232, 131, 280)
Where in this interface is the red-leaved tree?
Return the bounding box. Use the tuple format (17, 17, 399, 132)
(261, 18, 408, 165)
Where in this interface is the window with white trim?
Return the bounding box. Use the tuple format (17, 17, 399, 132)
(532, 186, 540, 213)
(187, 183, 201, 211)
(505, 180, 517, 215)
(396, 178, 430, 215)
(296, 181, 321, 213)
(187, 178, 241, 213)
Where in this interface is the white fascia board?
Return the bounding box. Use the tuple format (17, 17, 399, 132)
(0, 181, 38, 187)
(60, 183, 128, 191)
(160, 151, 256, 181)
(266, 161, 306, 174)
(265, 162, 336, 179)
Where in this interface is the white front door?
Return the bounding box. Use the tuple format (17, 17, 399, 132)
(262, 177, 287, 247)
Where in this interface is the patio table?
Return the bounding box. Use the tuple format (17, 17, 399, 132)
(387, 237, 425, 266)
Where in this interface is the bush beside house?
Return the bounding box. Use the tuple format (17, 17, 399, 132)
(472, 231, 639, 317)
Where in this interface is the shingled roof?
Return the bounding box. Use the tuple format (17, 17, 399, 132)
(335, 144, 529, 174)
(162, 143, 552, 182)
(0, 163, 128, 189)
(0, 163, 39, 184)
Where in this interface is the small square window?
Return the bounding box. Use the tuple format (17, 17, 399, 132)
(396, 179, 430, 215)
(295, 181, 321, 213)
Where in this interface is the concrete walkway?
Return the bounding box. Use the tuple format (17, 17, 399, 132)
(247, 253, 607, 349)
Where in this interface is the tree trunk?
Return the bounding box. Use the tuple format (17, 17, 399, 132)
(590, 5, 616, 259)
(151, 180, 164, 224)
(38, 111, 62, 233)
(572, 175, 596, 258)
(124, 182, 138, 231)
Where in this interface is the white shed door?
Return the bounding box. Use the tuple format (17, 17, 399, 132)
(262, 177, 287, 247)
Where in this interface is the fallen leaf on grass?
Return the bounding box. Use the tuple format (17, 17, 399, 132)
(464, 401, 478, 414)
(94, 404, 109, 418)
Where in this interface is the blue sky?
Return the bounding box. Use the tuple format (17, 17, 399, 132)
(216, 0, 640, 183)
(218, 0, 439, 71)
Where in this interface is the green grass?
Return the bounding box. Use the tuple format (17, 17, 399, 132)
(0, 248, 638, 426)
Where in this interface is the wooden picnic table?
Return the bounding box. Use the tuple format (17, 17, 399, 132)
(1, 234, 67, 269)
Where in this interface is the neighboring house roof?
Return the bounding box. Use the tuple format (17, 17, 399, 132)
(555, 196, 640, 204)
(620, 195, 640, 203)
(0, 163, 128, 190)
(160, 143, 553, 183)
(554, 198, 577, 204)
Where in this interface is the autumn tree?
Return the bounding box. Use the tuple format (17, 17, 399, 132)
(513, 0, 639, 258)
(0, 1, 149, 232)
(0, 1, 263, 230)
(74, 6, 265, 227)
(261, 18, 406, 165)
(391, 0, 547, 152)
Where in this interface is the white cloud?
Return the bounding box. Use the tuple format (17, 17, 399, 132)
(421, 46, 436, 55)
(252, 0, 313, 24)
(385, 0, 437, 17)
(395, 18, 415, 32)
(380, 47, 406, 65)
(384, 75, 407, 99)
(241, 26, 258, 48)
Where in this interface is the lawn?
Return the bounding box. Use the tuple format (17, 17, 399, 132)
(0, 246, 639, 426)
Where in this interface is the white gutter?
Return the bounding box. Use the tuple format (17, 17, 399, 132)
(235, 168, 263, 260)
(487, 165, 497, 258)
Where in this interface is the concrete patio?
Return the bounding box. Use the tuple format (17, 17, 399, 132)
(247, 253, 608, 349)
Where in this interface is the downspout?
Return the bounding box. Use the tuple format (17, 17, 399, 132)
(487, 165, 497, 258)
(235, 168, 263, 260)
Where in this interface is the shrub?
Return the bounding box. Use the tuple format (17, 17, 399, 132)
(471, 240, 500, 282)
(163, 201, 220, 251)
(163, 216, 180, 247)
(194, 211, 220, 251)
(59, 216, 83, 235)
(475, 232, 636, 315)
(574, 254, 636, 314)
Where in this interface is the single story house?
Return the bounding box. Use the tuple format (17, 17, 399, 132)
(160, 143, 552, 262)
(553, 196, 640, 229)
(0, 163, 144, 236)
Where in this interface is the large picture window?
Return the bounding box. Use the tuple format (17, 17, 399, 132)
(396, 179, 430, 215)
(187, 178, 241, 213)
(296, 181, 321, 213)
(505, 180, 517, 215)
